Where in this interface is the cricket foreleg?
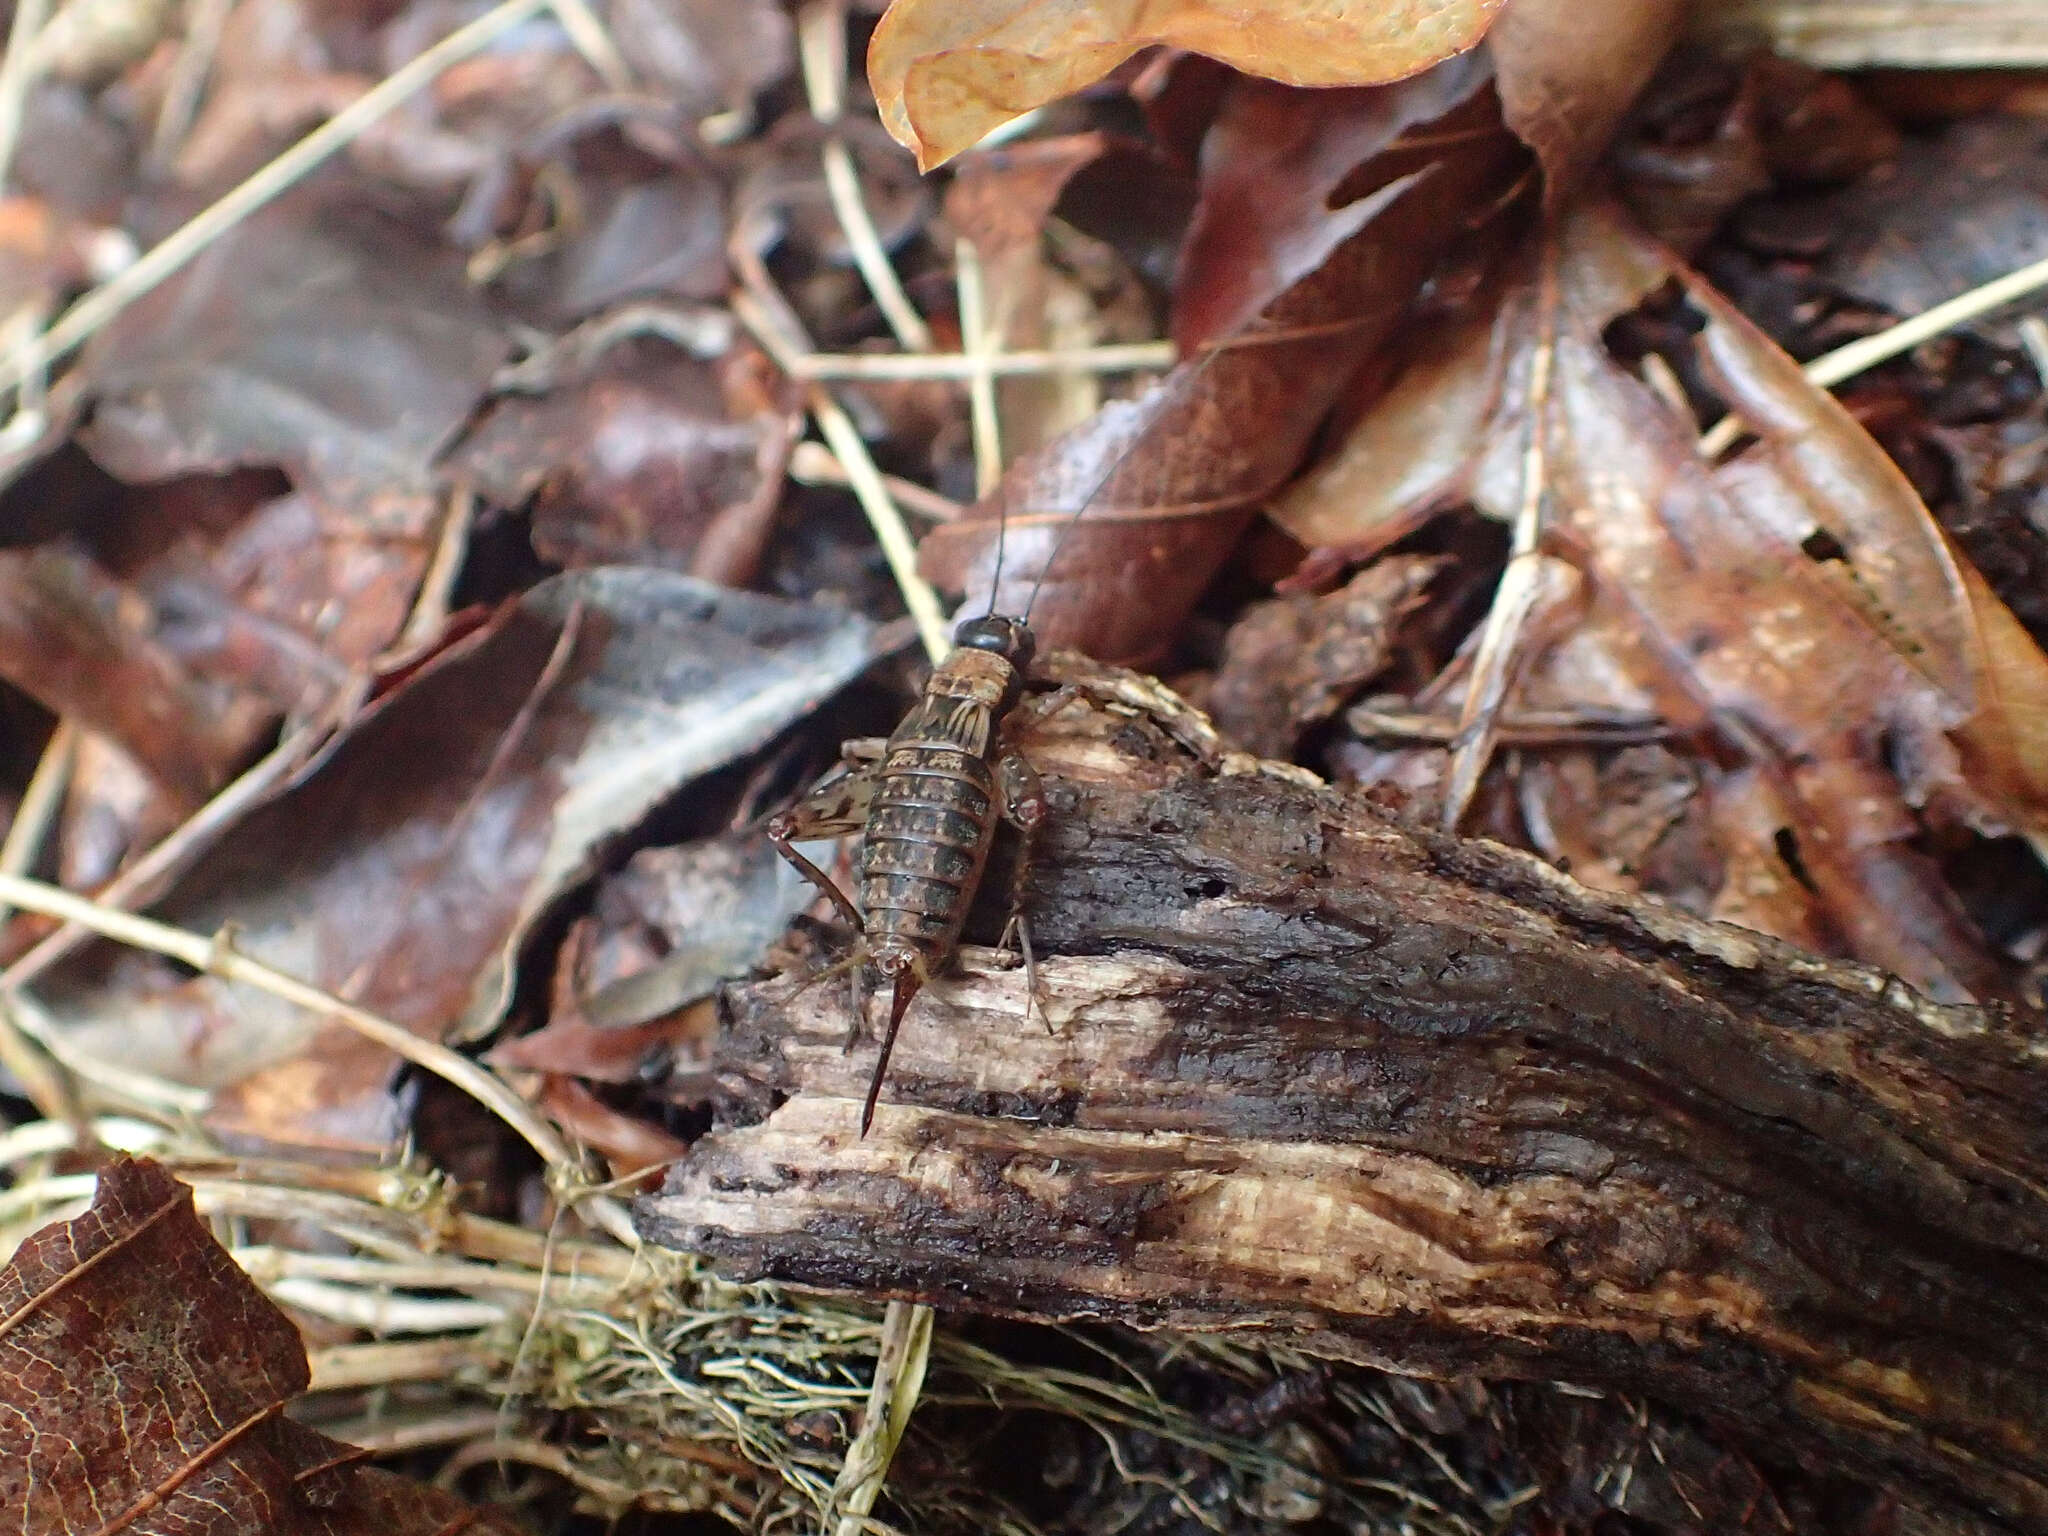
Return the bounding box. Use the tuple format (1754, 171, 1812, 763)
(993, 742, 1052, 1034)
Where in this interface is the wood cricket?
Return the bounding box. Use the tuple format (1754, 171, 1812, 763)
(765, 612, 1050, 1135)
(766, 320, 1213, 1134)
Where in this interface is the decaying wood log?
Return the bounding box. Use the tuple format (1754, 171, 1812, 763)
(637, 663, 2048, 1532)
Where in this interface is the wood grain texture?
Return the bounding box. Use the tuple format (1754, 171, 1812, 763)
(1696, 0, 2048, 67)
(638, 666, 2048, 1532)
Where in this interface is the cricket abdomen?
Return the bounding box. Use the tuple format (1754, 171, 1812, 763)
(858, 743, 998, 961)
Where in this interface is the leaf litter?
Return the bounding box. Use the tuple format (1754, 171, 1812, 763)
(0, 0, 2044, 1530)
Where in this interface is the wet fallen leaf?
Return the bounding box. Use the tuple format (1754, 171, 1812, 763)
(1614, 50, 1901, 255)
(1700, 763, 1836, 956)
(868, 0, 1505, 170)
(75, 179, 509, 513)
(1515, 743, 1702, 894)
(736, 111, 932, 272)
(1270, 201, 2048, 1000)
(921, 57, 1531, 663)
(0, 1156, 522, 1534)
(544, 171, 732, 318)
(39, 571, 881, 1152)
(1819, 114, 2048, 348)
(55, 731, 177, 894)
(0, 543, 272, 805)
(945, 132, 1187, 462)
(534, 1074, 691, 1175)
(576, 831, 818, 1034)
(454, 338, 799, 585)
(607, 0, 793, 121)
(494, 830, 812, 1089)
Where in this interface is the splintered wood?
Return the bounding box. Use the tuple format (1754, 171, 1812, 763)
(637, 669, 2048, 1533)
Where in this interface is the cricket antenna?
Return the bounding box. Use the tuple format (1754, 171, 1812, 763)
(1012, 337, 1214, 626)
(983, 466, 1009, 618)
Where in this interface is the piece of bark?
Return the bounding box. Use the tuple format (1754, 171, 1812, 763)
(637, 663, 2048, 1533)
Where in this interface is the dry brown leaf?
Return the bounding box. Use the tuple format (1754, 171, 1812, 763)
(0, 1157, 522, 1534)
(453, 339, 799, 586)
(1272, 201, 2045, 1000)
(1209, 556, 1441, 758)
(38, 572, 880, 1152)
(868, 0, 1505, 170)
(922, 57, 1531, 663)
(0, 544, 274, 806)
(77, 180, 509, 512)
(1485, 0, 1686, 196)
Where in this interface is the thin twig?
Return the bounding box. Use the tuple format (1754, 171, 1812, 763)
(796, 0, 846, 124)
(319, 1409, 507, 1456)
(0, 719, 76, 917)
(0, 1113, 168, 1167)
(0, 871, 639, 1247)
(231, 1244, 621, 1300)
(0, 0, 565, 399)
(2017, 315, 2048, 387)
(400, 480, 476, 647)
(785, 339, 1176, 381)
(3, 987, 207, 1116)
(812, 389, 951, 664)
(788, 441, 961, 522)
(545, 0, 630, 91)
(1444, 236, 1558, 831)
(829, 1297, 935, 1536)
(1699, 248, 2048, 457)
(732, 284, 951, 664)
(3, 715, 341, 990)
(822, 122, 934, 352)
(956, 237, 1003, 496)
(0, 995, 78, 1128)
(147, 0, 238, 171)
(798, 0, 931, 353)
(1346, 704, 1669, 746)
(269, 1275, 513, 1333)
(307, 1337, 489, 1393)
(0, 0, 54, 190)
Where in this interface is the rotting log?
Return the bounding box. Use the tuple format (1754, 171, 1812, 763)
(636, 662, 2048, 1532)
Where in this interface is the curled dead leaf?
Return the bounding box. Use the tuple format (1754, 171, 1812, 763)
(868, 0, 1506, 170)
(921, 58, 1531, 663)
(1271, 201, 2048, 1001)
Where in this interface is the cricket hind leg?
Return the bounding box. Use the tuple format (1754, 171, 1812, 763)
(992, 741, 1052, 1034)
(764, 740, 885, 934)
(764, 740, 890, 1057)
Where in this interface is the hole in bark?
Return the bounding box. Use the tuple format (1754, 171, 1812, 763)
(1188, 876, 1229, 900)
(1773, 827, 1818, 892)
(1151, 817, 1181, 835)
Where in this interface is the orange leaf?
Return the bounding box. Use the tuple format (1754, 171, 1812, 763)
(868, 0, 1505, 170)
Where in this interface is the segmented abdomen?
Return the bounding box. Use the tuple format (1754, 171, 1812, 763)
(858, 743, 996, 959)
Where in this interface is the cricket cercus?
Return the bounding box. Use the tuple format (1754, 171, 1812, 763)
(766, 611, 1050, 1134)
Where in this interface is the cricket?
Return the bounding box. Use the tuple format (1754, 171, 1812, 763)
(764, 609, 1050, 1135)
(764, 336, 1201, 1134)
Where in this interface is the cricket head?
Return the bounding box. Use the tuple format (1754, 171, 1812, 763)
(952, 613, 1036, 673)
